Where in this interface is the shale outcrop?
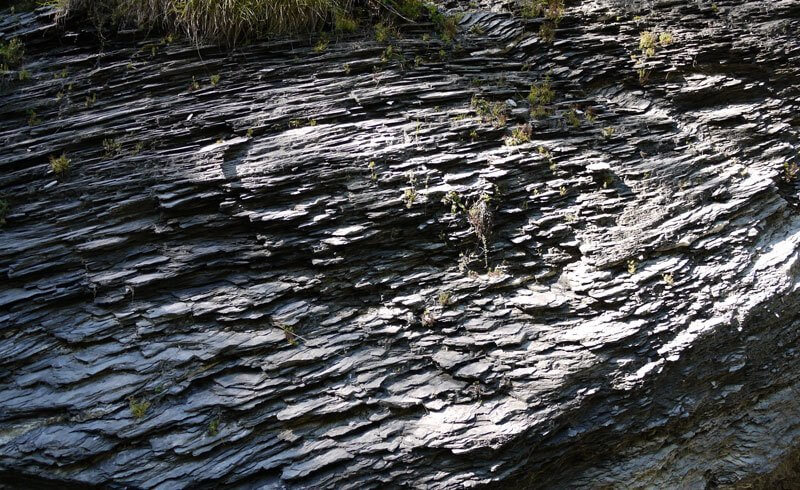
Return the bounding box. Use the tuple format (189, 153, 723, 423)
(1, 1, 800, 488)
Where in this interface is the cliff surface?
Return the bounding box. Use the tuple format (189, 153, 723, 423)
(1, 1, 800, 488)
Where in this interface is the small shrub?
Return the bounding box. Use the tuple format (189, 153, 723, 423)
(659, 32, 673, 46)
(471, 95, 507, 127)
(627, 259, 637, 275)
(49, 153, 71, 175)
(0, 38, 24, 68)
(18, 69, 31, 81)
(437, 291, 452, 307)
(468, 194, 493, 268)
(210, 74, 220, 86)
(521, 0, 565, 21)
(538, 22, 556, 42)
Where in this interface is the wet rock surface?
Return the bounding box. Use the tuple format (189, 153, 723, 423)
(1, 1, 800, 488)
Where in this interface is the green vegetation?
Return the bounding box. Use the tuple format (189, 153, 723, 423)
(520, 0, 564, 42)
(210, 74, 220, 86)
(0, 38, 24, 69)
(49, 153, 71, 175)
(27, 109, 40, 127)
(49, 0, 453, 45)
(208, 418, 220, 436)
(129, 397, 151, 419)
(663, 273, 675, 285)
(467, 194, 493, 268)
(784, 161, 799, 182)
(627, 259, 637, 275)
(505, 123, 532, 146)
(471, 95, 508, 127)
(529, 77, 554, 119)
(437, 291, 452, 307)
(313, 34, 330, 53)
(566, 107, 580, 128)
(103, 138, 122, 157)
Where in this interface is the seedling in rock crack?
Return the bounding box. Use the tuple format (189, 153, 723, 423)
(438, 291, 453, 307)
(471, 95, 507, 127)
(129, 397, 150, 419)
(18, 68, 30, 81)
(783, 161, 799, 182)
(103, 138, 122, 158)
(374, 23, 399, 43)
(602, 126, 616, 139)
(505, 123, 532, 146)
(313, 35, 329, 53)
(403, 172, 418, 208)
(566, 107, 581, 128)
(521, 0, 565, 21)
(210, 74, 220, 86)
(659, 32, 673, 47)
(421, 308, 436, 327)
(189, 76, 200, 91)
(26, 109, 39, 126)
(49, 153, 70, 175)
(663, 273, 675, 285)
(584, 107, 597, 124)
(559, 185, 567, 196)
(207, 417, 220, 436)
(367, 160, 378, 181)
(443, 190, 466, 214)
(627, 259, 637, 275)
(539, 22, 556, 42)
(85, 93, 96, 108)
(528, 76, 555, 106)
(281, 324, 298, 346)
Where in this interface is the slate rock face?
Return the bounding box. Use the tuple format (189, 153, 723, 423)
(1, 1, 800, 488)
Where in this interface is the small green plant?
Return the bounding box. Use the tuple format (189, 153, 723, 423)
(27, 109, 40, 126)
(103, 138, 122, 157)
(210, 74, 220, 86)
(521, 0, 565, 20)
(639, 31, 657, 57)
(627, 259, 637, 275)
(471, 95, 507, 127)
(375, 23, 398, 43)
(437, 291, 452, 307)
(783, 161, 799, 182)
(421, 308, 436, 327)
(539, 22, 556, 42)
(18, 68, 30, 81)
(602, 126, 615, 139)
(584, 107, 597, 124)
(0, 38, 24, 68)
(559, 185, 567, 196)
(49, 153, 71, 175)
(505, 123, 532, 146)
(367, 160, 378, 181)
(189, 76, 200, 91)
(403, 188, 417, 208)
(129, 397, 150, 419)
(85, 93, 96, 108)
(313, 35, 329, 53)
(662, 273, 675, 285)
(566, 107, 581, 128)
(529, 77, 554, 118)
(246, 128, 254, 138)
(207, 417, 220, 436)
(659, 32, 673, 46)
(131, 142, 145, 155)
(281, 324, 298, 346)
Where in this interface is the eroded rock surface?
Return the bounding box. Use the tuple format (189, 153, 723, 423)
(1, 1, 800, 488)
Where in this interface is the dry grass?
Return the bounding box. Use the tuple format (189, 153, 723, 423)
(50, 0, 362, 45)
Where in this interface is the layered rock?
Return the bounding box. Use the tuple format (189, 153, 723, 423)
(1, 0, 799, 488)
